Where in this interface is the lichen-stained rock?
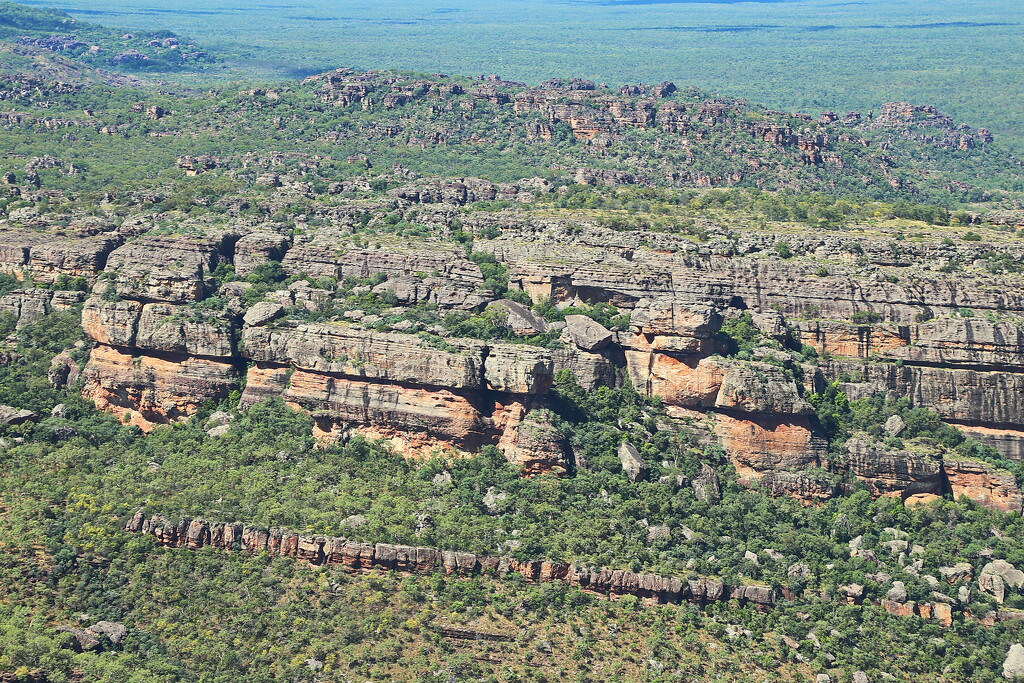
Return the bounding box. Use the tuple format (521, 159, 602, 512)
(750, 310, 787, 343)
(232, 232, 291, 277)
(130, 303, 235, 357)
(491, 299, 548, 336)
(715, 413, 827, 483)
(692, 463, 721, 503)
(550, 346, 619, 390)
(617, 441, 649, 482)
(483, 343, 554, 395)
(241, 324, 487, 388)
(1003, 643, 1024, 679)
(372, 274, 491, 310)
(980, 560, 1024, 604)
(564, 314, 613, 351)
(944, 458, 1023, 514)
(81, 297, 143, 346)
(242, 301, 284, 327)
(0, 405, 37, 426)
(1, 289, 85, 328)
(497, 408, 568, 475)
(27, 235, 121, 284)
(846, 438, 945, 500)
(715, 361, 813, 415)
(48, 350, 81, 390)
(0, 230, 120, 284)
(281, 238, 484, 289)
(759, 470, 836, 502)
(81, 344, 240, 431)
(99, 235, 230, 303)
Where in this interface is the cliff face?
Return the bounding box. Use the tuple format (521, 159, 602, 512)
(7, 195, 1024, 509)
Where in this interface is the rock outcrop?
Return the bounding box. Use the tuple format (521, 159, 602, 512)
(8, 177, 1015, 507)
(125, 511, 772, 607)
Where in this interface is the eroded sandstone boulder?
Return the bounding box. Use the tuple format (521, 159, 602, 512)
(564, 314, 613, 351)
(497, 408, 568, 475)
(980, 560, 1024, 604)
(617, 441, 648, 482)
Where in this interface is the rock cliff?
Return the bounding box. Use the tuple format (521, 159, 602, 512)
(5, 181, 1024, 508)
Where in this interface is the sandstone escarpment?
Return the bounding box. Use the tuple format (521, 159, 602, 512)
(81, 344, 240, 430)
(34, 193, 1021, 504)
(846, 438, 946, 501)
(0, 288, 85, 327)
(0, 230, 120, 285)
(846, 437, 1023, 513)
(98, 234, 234, 304)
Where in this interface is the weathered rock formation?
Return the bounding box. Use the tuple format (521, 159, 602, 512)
(125, 510, 1003, 628)
(4, 174, 1020, 501)
(124, 511, 768, 607)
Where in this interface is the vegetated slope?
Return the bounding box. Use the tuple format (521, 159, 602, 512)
(0, 312, 1023, 681)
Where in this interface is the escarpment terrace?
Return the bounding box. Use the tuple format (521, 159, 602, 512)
(2, 198, 1024, 511)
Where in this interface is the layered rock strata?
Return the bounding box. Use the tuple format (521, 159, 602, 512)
(4, 195, 1019, 498)
(124, 511, 764, 607)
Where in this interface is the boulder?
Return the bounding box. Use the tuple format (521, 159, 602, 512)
(491, 299, 548, 336)
(980, 560, 1024, 604)
(482, 487, 508, 514)
(1004, 643, 1024, 679)
(939, 563, 973, 583)
(243, 301, 285, 327)
(0, 405, 37, 426)
(751, 310, 787, 342)
(497, 409, 568, 475)
(617, 441, 648, 482)
(56, 621, 126, 652)
(887, 581, 908, 603)
(205, 411, 234, 428)
(692, 464, 721, 503)
(884, 414, 907, 436)
(787, 562, 812, 582)
(89, 621, 128, 646)
(48, 350, 81, 390)
(564, 314, 613, 351)
(840, 583, 864, 602)
(57, 626, 100, 652)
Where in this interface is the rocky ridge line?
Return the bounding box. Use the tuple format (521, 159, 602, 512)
(126, 511, 1003, 628)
